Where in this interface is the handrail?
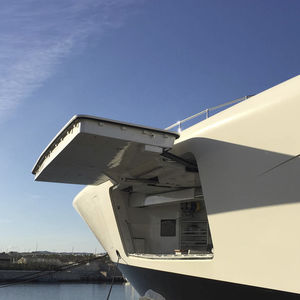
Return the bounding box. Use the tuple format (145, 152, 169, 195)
(165, 95, 255, 132)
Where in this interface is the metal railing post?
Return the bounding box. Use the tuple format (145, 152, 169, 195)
(178, 121, 182, 133)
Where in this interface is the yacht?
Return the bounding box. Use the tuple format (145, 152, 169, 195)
(32, 76, 300, 299)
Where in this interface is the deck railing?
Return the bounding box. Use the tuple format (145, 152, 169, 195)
(165, 95, 255, 132)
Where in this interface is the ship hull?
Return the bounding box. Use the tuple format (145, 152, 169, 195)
(118, 264, 300, 299)
(74, 183, 300, 296)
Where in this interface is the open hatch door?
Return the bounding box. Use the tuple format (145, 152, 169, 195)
(33, 115, 214, 259)
(32, 115, 179, 185)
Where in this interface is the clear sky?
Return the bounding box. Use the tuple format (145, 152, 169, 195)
(0, 0, 299, 253)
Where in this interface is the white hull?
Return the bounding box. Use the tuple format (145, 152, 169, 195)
(73, 184, 300, 295)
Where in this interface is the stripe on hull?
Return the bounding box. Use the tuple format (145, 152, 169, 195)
(118, 264, 300, 300)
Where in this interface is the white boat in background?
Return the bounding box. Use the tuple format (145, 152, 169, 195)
(33, 76, 300, 299)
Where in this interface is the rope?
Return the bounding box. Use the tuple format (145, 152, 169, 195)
(106, 253, 121, 300)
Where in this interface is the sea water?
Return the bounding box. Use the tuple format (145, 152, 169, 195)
(0, 283, 140, 300)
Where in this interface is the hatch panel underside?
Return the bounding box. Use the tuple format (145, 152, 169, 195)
(33, 116, 178, 185)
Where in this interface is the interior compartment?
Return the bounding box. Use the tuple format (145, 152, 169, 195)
(110, 153, 214, 259)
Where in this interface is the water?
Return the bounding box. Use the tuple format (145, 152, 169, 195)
(0, 283, 140, 300)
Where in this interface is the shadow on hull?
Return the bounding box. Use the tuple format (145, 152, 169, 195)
(119, 263, 300, 300)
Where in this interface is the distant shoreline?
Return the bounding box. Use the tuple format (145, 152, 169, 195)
(0, 252, 124, 284)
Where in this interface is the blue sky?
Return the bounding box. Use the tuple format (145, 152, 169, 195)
(0, 0, 299, 253)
